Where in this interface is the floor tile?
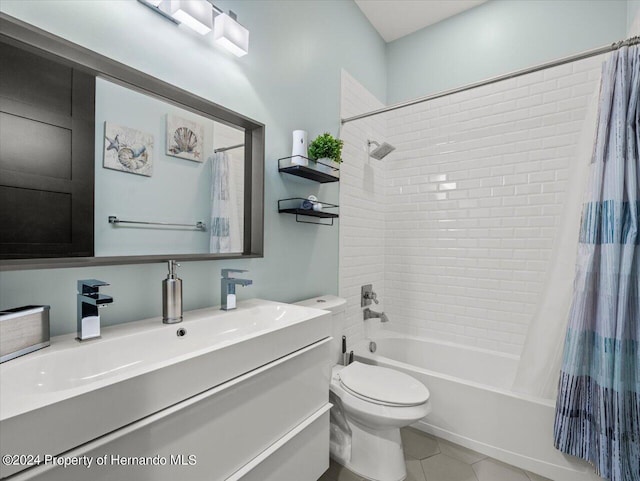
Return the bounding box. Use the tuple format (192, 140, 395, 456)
(405, 454, 427, 481)
(421, 454, 479, 481)
(318, 459, 365, 481)
(322, 431, 550, 481)
(472, 458, 530, 481)
(524, 470, 554, 481)
(437, 439, 487, 465)
(318, 468, 334, 481)
(401, 427, 440, 460)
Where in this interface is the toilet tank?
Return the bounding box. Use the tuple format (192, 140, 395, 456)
(295, 295, 346, 365)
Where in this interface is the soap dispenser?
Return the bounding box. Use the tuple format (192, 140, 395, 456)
(162, 260, 183, 324)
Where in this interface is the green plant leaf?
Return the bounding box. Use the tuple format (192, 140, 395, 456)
(308, 132, 344, 163)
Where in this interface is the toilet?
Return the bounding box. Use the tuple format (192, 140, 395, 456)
(295, 296, 431, 481)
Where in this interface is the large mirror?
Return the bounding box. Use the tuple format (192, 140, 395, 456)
(94, 78, 245, 257)
(0, 14, 264, 270)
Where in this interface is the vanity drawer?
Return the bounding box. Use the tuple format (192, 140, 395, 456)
(231, 404, 330, 481)
(10, 338, 331, 481)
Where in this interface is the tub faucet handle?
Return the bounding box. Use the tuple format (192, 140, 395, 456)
(361, 284, 379, 306)
(366, 291, 379, 304)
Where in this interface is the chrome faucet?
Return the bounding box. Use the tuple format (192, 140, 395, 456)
(77, 279, 113, 341)
(221, 269, 252, 311)
(363, 307, 389, 323)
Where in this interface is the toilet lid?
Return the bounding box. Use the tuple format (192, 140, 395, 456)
(337, 362, 429, 407)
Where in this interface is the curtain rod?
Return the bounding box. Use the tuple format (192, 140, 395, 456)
(341, 36, 640, 125)
(214, 143, 244, 153)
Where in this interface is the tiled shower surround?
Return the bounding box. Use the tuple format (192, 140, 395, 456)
(340, 55, 604, 356)
(339, 70, 387, 346)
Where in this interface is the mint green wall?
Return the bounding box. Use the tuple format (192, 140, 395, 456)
(386, 0, 628, 104)
(0, 0, 386, 336)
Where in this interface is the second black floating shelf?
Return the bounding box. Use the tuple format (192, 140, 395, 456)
(278, 198, 339, 226)
(278, 156, 339, 183)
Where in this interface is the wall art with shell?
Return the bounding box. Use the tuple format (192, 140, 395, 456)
(166, 114, 204, 162)
(104, 122, 154, 177)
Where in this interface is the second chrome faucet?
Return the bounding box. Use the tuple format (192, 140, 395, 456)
(221, 269, 252, 310)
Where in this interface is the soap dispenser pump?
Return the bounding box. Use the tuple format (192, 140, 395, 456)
(162, 260, 183, 324)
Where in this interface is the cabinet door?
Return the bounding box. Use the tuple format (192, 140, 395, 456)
(0, 40, 94, 258)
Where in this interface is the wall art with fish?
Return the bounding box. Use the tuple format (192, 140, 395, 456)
(104, 122, 154, 177)
(166, 114, 204, 162)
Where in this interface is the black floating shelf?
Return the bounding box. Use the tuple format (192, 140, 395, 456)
(278, 198, 339, 226)
(278, 156, 339, 183)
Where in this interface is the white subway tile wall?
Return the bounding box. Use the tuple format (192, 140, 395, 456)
(340, 55, 604, 355)
(339, 70, 387, 346)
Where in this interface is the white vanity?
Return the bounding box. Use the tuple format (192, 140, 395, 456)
(0, 299, 332, 481)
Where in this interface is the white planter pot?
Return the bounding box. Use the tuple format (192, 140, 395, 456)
(312, 158, 340, 178)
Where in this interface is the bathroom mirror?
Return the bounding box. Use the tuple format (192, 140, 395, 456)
(94, 78, 245, 257)
(0, 14, 264, 270)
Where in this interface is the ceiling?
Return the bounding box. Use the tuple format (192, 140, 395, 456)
(354, 0, 488, 42)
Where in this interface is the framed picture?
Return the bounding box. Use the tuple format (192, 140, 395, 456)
(104, 122, 154, 177)
(166, 114, 204, 162)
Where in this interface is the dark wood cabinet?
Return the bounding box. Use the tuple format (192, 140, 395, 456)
(0, 40, 95, 258)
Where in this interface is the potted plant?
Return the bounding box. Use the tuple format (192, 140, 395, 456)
(308, 132, 343, 177)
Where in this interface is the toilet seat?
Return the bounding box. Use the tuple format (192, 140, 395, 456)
(337, 362, 430, 407)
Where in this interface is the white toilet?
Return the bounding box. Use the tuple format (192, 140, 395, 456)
(295, 296, 431, 481)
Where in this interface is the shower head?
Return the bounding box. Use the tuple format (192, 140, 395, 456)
(367, 140, 395, 160)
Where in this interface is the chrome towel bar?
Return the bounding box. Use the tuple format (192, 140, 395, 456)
(108, 216, 206, 230)
(214, 143, 244, 153)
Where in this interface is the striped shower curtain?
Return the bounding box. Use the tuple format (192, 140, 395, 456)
(553, 44, 639, 481)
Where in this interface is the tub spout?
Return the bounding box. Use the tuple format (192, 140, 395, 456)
(363, 308, 389, 322)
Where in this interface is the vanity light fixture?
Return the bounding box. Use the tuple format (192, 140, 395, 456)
(213, 11, 249, 57)
(137, 0, 249, 56)
(168, 0, 213, 35)
(137, 0, 178, 24)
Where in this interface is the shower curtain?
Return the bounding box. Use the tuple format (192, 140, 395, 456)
(512, 79, 598, 400)
(553, 44, 639, 481)
(209, 151, 240, 253)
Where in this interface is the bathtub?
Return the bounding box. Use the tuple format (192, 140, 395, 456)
(353, 333, 601, 481)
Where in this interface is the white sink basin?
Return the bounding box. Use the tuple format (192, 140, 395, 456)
(0, 299, 331, 478)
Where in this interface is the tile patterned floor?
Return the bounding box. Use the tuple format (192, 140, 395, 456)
(319, 427, 553, 481)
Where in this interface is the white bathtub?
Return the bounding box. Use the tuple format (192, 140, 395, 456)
(353, 334, 600, 481)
